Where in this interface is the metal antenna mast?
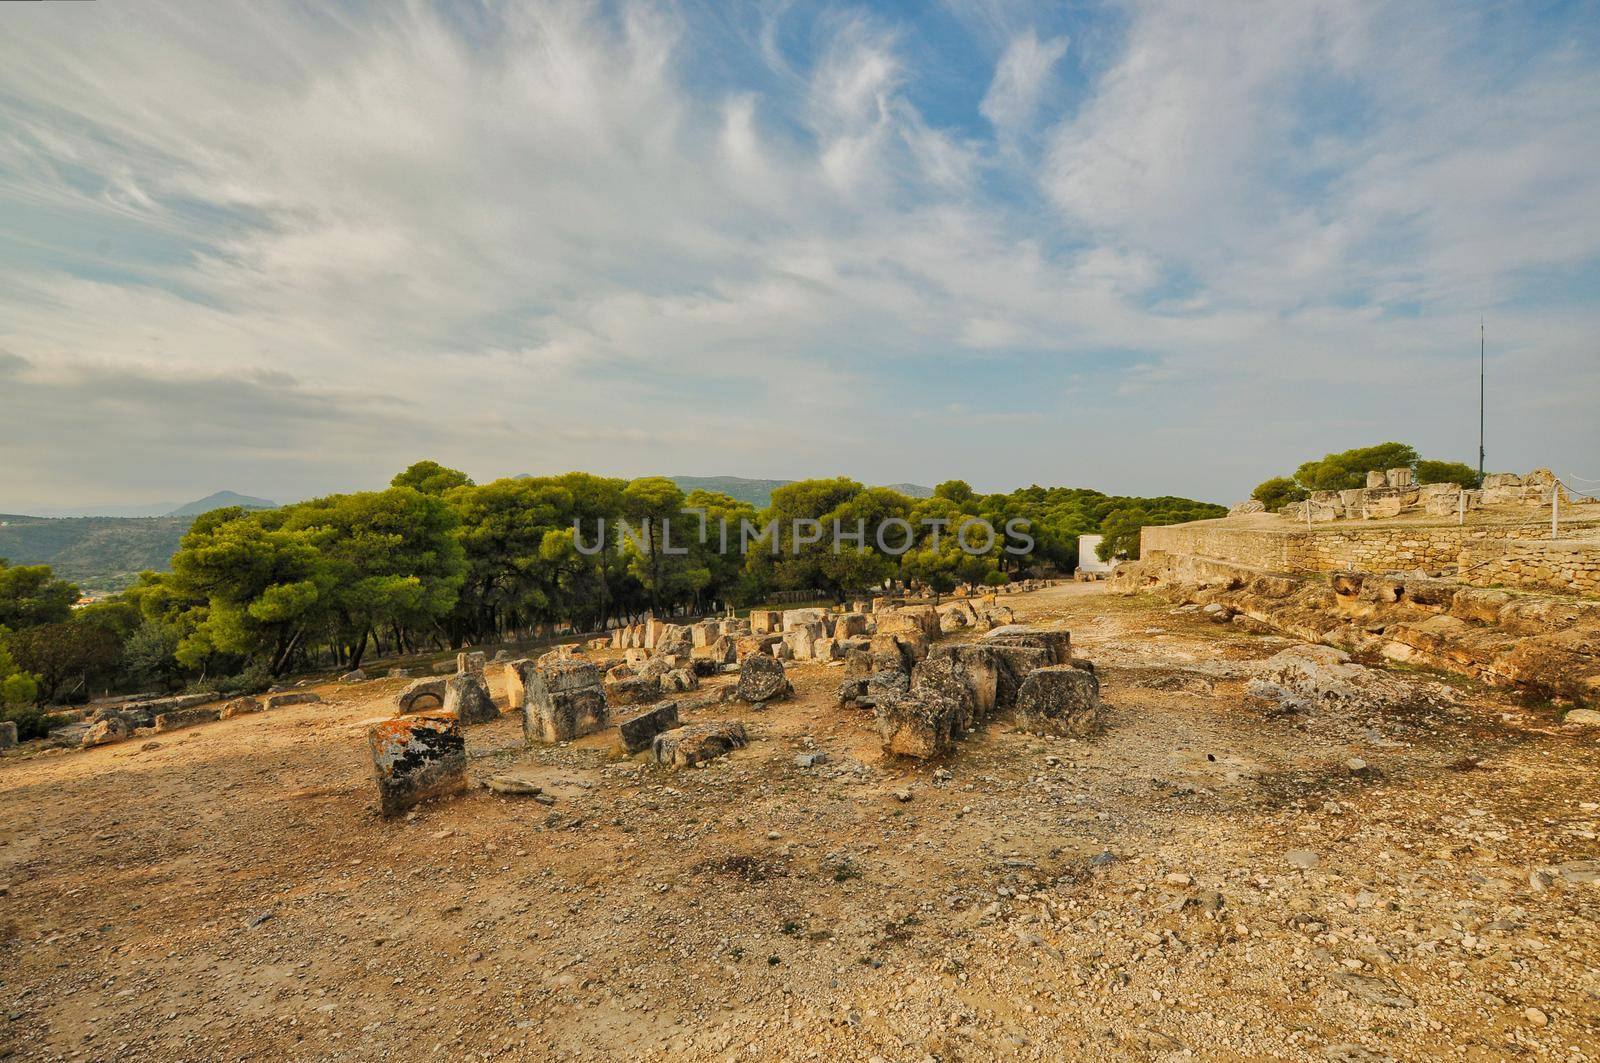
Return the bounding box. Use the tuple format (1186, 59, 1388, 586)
(1478, 318, 1485, 487)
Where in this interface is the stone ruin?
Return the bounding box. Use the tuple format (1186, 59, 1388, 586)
(838, 604, 1101, 759)
(1263, 467, 1587, 524)
(356, 591, 1103, 813)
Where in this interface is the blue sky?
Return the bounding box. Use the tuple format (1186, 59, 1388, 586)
(1, 0, 1598, 510)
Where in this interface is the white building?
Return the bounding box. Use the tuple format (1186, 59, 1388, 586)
(1075, 534, 1118, 579)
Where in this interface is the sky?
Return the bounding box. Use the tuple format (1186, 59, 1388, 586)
(1, 0, 1598, 512)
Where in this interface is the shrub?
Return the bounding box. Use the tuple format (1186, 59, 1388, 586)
(1251, 476, 1307, 512)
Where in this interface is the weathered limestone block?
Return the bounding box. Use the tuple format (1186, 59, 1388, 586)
(705, 635, 737, 665)
(1449, 587, 1512, 625)
(526, 684, 609, 744)
(368, 712, 468, 817)
(443, 673, 500, 725)
(339, 669, 367, 684)
(1385, 467, 1414, 488)
(750, 610, 782, 635)
(0, 720, 15, 748)
(898, 605, 940, 639)
(396, 677, 448, 714)
(1014, 666, 1103, 737)
(1483, 472, 1522, 490)
(652, 721, 748, 767)
(928, 643, 1005, 721)
(1228, 499, 1266, 515)
(655, 626, 693, 660)
(220, 696, 264, 720)
(981, 625, 1070, 665)
(265, 692, 322, 710)
(616, 700, 680, 754)
(720, 617, 751, 637)
(691, 621, 720, 648)
(663, 668, 699, 692)
(781, 607, 829, 632)
(153, 705, 221, 733)
(869, 632, 924, 673)
(910, 655, 978, 732)
(1361, 491, 1405, 520)
(524, 658, 609, 743)
(736, 654, 791, 703)
(82, 717, 131, 747)
(812, 637, 840, 662)
(639, 655, 678, 679)
(783, 620, 826, 660)
(985, 645, 1050, 707)
(1421, 483, 1463, 516)
(874, 691, 961, 759)
(502, 660, 535, 710)
(1366, 470, 1387, 488)
(457, 650, 487, 676)
(603, 673, 661, 708)
(833, 613, 869, 638)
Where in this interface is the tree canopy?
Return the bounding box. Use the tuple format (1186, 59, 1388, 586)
(0, 464, 1222, 704)
(1251, 443, 1477, 511)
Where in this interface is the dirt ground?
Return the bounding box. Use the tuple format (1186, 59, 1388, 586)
(3, 583, 1599, 1061)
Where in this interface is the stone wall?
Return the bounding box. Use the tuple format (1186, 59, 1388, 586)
(1459, 538, 1600, 598)
(1143, 515, 1600, 577)
(1140, 523, 1296, 570)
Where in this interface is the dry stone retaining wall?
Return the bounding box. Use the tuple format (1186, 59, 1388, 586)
(1143, 516, 1600, 577)
(1459, 539, 1600, 598)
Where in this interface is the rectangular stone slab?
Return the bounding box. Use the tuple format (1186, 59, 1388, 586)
(368, 712, 468, 817)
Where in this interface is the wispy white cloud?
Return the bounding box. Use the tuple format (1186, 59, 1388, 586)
(0, 0, 1595, 509)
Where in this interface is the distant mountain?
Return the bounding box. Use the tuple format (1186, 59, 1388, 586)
(671, 476, 935, 508)
(166, 491, 277, 516)
(879, 482, 934, 499)
(671, 476, 795, 508)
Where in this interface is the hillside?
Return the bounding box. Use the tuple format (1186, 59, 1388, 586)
(671, 476, 933, 508)
(0, 514, 190, 593)
(166, 490, 277, 516)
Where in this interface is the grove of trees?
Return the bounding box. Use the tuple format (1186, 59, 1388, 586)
(0, 464, 1223, 726)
